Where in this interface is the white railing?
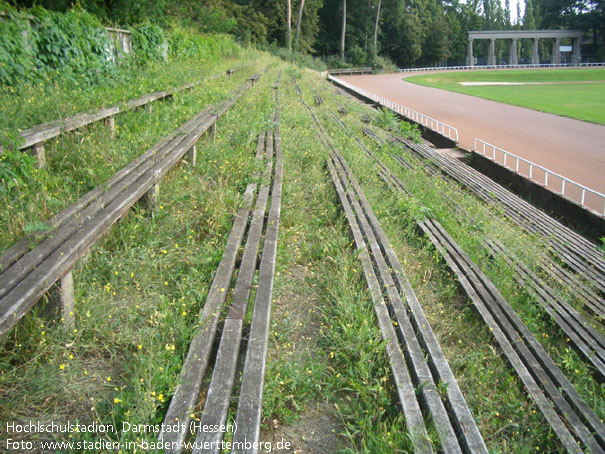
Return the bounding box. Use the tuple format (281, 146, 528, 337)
(474, 138, 605, 216)
(329, 76, 459, 142)
(399, 62, 605, 72)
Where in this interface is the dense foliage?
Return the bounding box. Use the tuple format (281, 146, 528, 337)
(0, 4, 113, 85)
(0, 2, 239, 86)
(4, 0, 604, 69)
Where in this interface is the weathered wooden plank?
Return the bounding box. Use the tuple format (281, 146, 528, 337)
(160, 110, 268, 451)
(192, 318, 243, 454)
(0, 107, 214, 272)
(396, 135, 605, 288)
(0, 112, 219, 338)
(418, 219, 583, 454)
(0, 74, 261, 338)
(158, 185, 255, 452)
(421, 218, 605, 453)
(331, 151, 462, 453)
(487, 239, 605, 376)
(0, 80, 203, 154)
(321, 157, 433, 454)
(335, 163, 487, 452)
(0, 113, 211, 300)
(232, 115, 285, 454)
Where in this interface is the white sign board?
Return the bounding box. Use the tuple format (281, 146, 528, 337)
(560, 45, 573, 52)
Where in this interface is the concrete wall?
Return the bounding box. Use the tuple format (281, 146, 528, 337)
(468, 152, 605, 242)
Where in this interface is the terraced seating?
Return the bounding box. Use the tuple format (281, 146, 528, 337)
(362, 130, 605, 453)
(392, 135, 605, 295)
(418, 217, 605, 453)
(297, 81, 488, 453)
(159, 77, 283, 454)
(0, 76, 260, 340)
(328, 106, 605, 452)
(359, 120, 605, 325)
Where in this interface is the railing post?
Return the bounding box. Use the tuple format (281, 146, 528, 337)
(529, 165, 533, 179)
(581, 188, 586, 205)
(545, 172, 548, 187)
(561, 179, 565, 195)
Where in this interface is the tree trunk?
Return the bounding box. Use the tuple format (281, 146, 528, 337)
(373, 0, 381, 50)
(287, 0, 292, 52)
(341, 0, 346, 60)
(295, 0, 305, 51)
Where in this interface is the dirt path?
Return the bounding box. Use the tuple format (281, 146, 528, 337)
(340, 73, 605, 195)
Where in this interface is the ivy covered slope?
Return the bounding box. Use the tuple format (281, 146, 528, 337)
(0, 3, 238, 145)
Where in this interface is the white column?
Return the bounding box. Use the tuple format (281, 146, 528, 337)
(467, 39, 474, 66)
(531, 37, 540, 64)
(510, 39, 518, 65)
(488, 38, 496, 65)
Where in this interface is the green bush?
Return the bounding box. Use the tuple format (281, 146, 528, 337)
(131, 24, 166, 64)
(371, 54, 397, 73)
(167, 28, 238, 61)
(260, 43, 327, 71)
(0, 6, 35, 86)
(0, 4, 113, 86)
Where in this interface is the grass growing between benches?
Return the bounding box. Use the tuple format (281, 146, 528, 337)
(406, 68, 605, 124)
(310, 77, 605, 451)
(0, 54, 277, 450)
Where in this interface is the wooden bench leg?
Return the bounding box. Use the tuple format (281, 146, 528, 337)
(146, 104, 153, 113)
(188, 144, 197, 167)
(30, 142, 46, 169)
(48, 270, 75, 331)
(211, 123, 217, 143)
(105, 116, 116, 139)
(141, 182, 160, 212)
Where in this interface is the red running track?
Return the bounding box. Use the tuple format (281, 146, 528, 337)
(340, 72, 605, 211)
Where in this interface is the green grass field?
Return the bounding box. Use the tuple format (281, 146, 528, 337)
(406, 68, 605, 124)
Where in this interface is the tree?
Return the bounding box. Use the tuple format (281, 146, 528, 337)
(295, 0, 305, 50)
(341, 0, 346, 59)
(287, 0, 292, 51)
(523, 0, 536, 29)
(373, 0, 381, 50)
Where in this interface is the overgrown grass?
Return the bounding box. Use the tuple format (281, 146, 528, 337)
(406, 68, 605, 124)
(0, 57, 255, 251)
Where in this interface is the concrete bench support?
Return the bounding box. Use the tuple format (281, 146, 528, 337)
(142, 182, 160, 212)
(105, 116, 116, 139)
(48, 270, 75, 331)
(30, 142, 46, 169)
(188, 144, 197, 167)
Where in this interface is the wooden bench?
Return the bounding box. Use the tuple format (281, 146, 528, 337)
(0, 76, 260, 340)
(0, 80, 204, 168)
(160, 77, 282, 454)
(366, 124, 605, 452)
(327, 67, 373, 76)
